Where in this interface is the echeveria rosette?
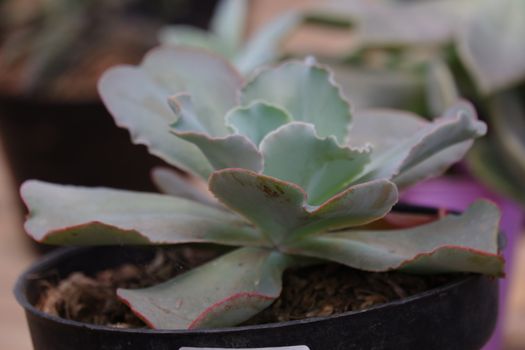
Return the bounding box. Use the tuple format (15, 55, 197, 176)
(21, 46, 502, 330)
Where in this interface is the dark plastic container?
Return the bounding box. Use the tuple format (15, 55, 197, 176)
(15, 246, 499, 350)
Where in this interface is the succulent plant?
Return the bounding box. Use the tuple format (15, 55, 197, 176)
(22, 46, 503, 330)
(159, 0, 301, 75)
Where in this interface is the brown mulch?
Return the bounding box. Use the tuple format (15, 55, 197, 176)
(245, 264, 454, 325)
(36, 247, 456, 328)
(37, 246, 220, 328)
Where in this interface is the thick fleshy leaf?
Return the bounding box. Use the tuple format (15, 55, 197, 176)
(241, 58, 352, 144)
(118, 247, 296, 329)
(458, 0, 525, 94)
(260, 122, 371, 205)
(151, 167, 218, 207)
(349, 101, 486, 188)
(393, 142, 473, 190)
(21, 181, 263, 246)
(168, 94, 210, 134)
(98, 47, 243, 178)
(169, 93, 263, 172)
(140, 48, 242, 125)
(234, 11, 301, 75)
(210, 0, 248, 51)
(98, 66, 212, 178)
(174, 132, 263, 172)
(285, 201, 503, 276)
(158, 26, 233, 58)
(209, 169, 398, 246)
(226, 101, 292, 146)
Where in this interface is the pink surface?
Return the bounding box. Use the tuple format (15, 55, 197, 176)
(402, 176, 524, 350)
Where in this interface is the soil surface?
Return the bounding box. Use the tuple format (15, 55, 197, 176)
(36, 247, 457, 328)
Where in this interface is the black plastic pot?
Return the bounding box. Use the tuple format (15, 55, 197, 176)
(15, 246, 498, 350)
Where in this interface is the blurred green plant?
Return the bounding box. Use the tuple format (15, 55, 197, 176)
(308, 0, 525, 206)
(159, 0, 301, 75)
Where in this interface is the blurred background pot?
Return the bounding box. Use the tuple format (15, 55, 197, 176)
(0, 0, 219, 192)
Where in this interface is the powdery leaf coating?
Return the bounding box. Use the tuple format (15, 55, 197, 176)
(118, 247, 296, 329)
(174, 132, 263, 173)
(349, 100, 486, 188)
(170, 94, 263, 172)
(260, 122, 371, 205)
(226, 101, 292, 146)
(285, 201, 503, 276)
(151, 167, 219, 207)
(98, 46, 243, 179)
(21, 180, 263, 247)
(241, 58, 352, 144)
(209, 169, 398, 246)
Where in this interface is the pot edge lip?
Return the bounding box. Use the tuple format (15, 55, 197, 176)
(14, 245, 490, 335)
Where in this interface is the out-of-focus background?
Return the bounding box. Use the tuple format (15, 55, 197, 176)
(0, 0, 524, 349)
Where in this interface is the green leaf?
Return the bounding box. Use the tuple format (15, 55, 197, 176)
(260, 122, 371, 205)
(349, 101, 486, 188)
(226, 101, 292, 146)
(98, 66, 212, 178)
(158, 26, 233, 58)
(209, 169, 397, 246)
(170, 93, 263, 171)
(98, 47, 243, 178)
(210, 0, 248, 52)
(174, 132, 263, 172)
(234, 11, 301, 75)
(21, 181, 264, 247)
(151, 167, 219, 207)
(285, 201, 503, 276)
(118, 247, 296, 329)
(168, 94, 217, 135)
(241, 58, 352, 144)
(141, 49, 241, 137)
(457, 0, 525, 94)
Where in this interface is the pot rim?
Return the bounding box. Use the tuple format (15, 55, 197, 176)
(14, 245, 481, 335)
